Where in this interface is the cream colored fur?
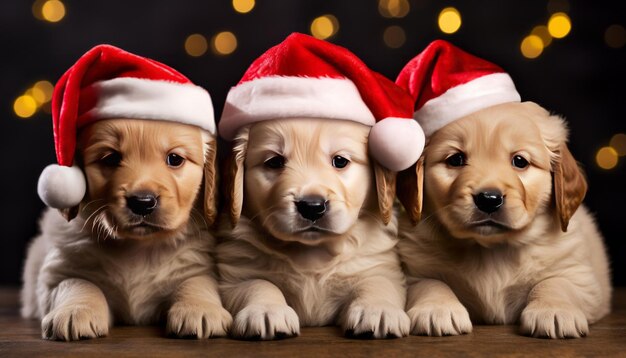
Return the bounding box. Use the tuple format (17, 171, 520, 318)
(21, 119, 231, 341)
(397, 102, 611, 338)
(217, 119, 408, 340)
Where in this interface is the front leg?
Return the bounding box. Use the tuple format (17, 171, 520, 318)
(406, 279, 472, 336)
(520, 277, 589, 338)
(41, 278, 111, 341)
(167, 275, 232, 338)
(341, 276, 410, 339)
(222, 279, 299, 340)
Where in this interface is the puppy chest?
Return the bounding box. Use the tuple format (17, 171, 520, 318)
(103, 250, 211, 324)
(281, 274, 345, 326)
(441, 265, 532, 324)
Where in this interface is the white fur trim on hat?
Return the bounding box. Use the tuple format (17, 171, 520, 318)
(414, 73, 521, 136)
(369, 117, 425, 171)
(37, 164, 86, 209)
(219, 76, 376, 140)
(83, 77, 215, 134)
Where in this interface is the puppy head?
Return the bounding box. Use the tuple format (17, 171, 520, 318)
(225, 118, 395, 246)
(397, 102, 586, 244)
(75, 119, 217, 241)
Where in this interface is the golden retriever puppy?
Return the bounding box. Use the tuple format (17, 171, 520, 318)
(21, 119, 232, 340)
(216, 118, 409, 340)
(396, 102, 611, 338)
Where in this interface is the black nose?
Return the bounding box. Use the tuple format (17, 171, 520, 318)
(295, 196, 328, 222)
(473, 190, 504, 214)
(126, 192, 158, 216)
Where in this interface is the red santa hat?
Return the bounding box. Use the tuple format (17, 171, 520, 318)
(219, 33, 424, 172)
(396, 40, 521, 137)
(37, 44, 215, 209)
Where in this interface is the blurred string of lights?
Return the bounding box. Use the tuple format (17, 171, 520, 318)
(438, 7, 462, 35)
(379, 0, 410, 48)
(184, 31, 238, 57)
(16, 1, 624, 125)
(32, 0, 65, 23)
(183, 0, 250, 57)
(184, 34, 208, 57)
(212, 31, 238, 55)
(378, 0, 410, 19)
(596, 134, 626, 170)
(13, 81, 54, 119)
(520, 0, 572, 59)
(310, 14, 339, 40)
(232, 0, 255, 14)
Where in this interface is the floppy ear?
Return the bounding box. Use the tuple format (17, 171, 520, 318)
(224, 129, 248, 227)
(202, 139, 218, 226)
(396, 157, 424, 225)
(59, 206, 79, 222)
(374, 163, 396, 225)
(553, 144, 587, 232)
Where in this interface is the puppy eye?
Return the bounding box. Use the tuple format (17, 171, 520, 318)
(332, 155, 350, 169)
(166, 153, 185, 168)
(512, 155, 530, 169)
(264, 155, 285, 169)
(445, 152, 466, 167)
(100, 151, 122, 167)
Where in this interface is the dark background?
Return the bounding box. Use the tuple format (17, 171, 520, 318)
(0, 1, 624, 286)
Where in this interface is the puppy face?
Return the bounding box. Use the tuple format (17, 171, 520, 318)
(76, 119, 217, 241)
(228, 118, 394, 246)
(398, 102, 586, 245)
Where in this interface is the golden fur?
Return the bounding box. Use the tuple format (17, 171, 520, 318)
(396, 102, 611, 338)
(21, 119, 231, 341)
(217, 118, 408, 340)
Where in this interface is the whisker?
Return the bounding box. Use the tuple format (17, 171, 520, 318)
(260, 211, 281, 234)
(81, 205, 108, 232)
(419, 204, 454, 225)
(246, 203, 284, 223)
(81, 199, 105, 213)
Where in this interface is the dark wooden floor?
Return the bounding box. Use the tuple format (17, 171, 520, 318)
(1, 288, 624, 357)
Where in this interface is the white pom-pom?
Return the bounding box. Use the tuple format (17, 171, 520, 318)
(37, 164, 86, 209)
(368, 117, 425, 171)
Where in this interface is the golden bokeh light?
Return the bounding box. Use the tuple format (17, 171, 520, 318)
(378, 0, 410, 19)
(383, 26, 406, 49)
(531, 25, 553, 47)
(33, 80, 54, 102)
(14, 95, 38, 118)
(212, 31, 238, 55)
(610, 133, 626, 156)
(32, 0, 46, 20)
(438, 7, 462, 35)
(605, 24, 626, 49)
(232, 0, 255, 14)
(41, 0, 66, 23)
(310, 15, 339, 40)
(520, 35, 544, 59)
(596, 146, 618, 170)
(26, 88, 45, 106)
(184, 34, 208, 57)
(548, 12, 571, 39)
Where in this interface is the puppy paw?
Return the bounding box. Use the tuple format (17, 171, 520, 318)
(343, 301, 410, 339)
(41, 304, 109, 341)
(407, 301, 472, 336)
(167, 302, 233, 339)
(231, 304, 300, 340)
(520, 302, 588, 339)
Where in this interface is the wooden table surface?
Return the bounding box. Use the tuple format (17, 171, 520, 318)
(1, 287, 624, 357)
